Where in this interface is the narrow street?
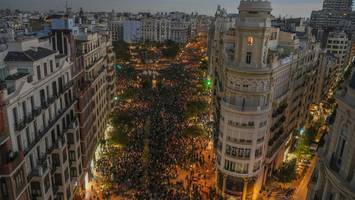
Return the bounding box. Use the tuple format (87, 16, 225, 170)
(293, 158, 316, 200)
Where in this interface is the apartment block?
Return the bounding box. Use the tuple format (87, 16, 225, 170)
(208, 1, 328, 199)
(74, 28, 113, 185)
(0, 13, 116, 200)
(0, 36, 82, 200)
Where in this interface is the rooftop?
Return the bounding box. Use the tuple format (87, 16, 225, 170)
(239, 0, 272, 13)
(4, 47, 56, 62)
(5, 72, 28, 80)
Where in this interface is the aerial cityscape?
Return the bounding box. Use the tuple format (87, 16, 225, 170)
(0, 0, 354, 200)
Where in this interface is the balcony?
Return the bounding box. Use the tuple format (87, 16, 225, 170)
(41, 101, 50, 110)
(33, 156, 49, 177)
(270, 115, 286, 132)
(272, 103, 288, 118)
(63, 80, 74, 92)
(53, 134, 66, 150)
(48, 96, 56, 104)
(14, 120, 26, 131)
(25, 99, 76, 155)
(221, 99, 270, 113)
(0, 151, 24, 175)
(32, 107, 42, 117)
(86, 56, 104, 70)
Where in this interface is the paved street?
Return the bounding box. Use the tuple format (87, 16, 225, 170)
(293, 158, 317, 200)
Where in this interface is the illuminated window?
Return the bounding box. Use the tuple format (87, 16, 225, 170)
(247, 36, 254, 46)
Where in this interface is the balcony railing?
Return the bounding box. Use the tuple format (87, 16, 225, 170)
(272, 103, 288, 118)
(24, 99, 76, 155)
(32, 107, 42, 117)
(14, 120, 26, 131)
(25, 113, 35, 123)
(41, 101, 50, 110)
(221, 99, 269, 112)
(31, 155, 49, 177)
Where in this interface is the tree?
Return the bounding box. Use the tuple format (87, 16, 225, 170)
(183, 125, 206, 138)
(275, 159, 297, 182)
(112, 41, 130, 62)
(161, 40, 180, 58)
(186, 99, 209, 118)
(119, 87, 139, 101)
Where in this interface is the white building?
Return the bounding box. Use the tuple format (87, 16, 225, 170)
(109, 20, 123, 41)
(141, 18, 171, 43)
(209, 1, 324, 199)
(1, 37, 82, 200)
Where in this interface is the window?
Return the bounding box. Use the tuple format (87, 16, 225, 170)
(54, 173, 62, 186)
(12, 107, 18, 124)
(14, 169, 25, 192)
(253, 161, 261, 172)
(0, 180, 9, 198)
(69, 151, 76, 161)
(246, 52, 252, 64)
(65, 167, 69, 182)
(50, 60, 54, 72)
(22, 102, 27, 118)
(70, 167, 77, 177)
(66, 184, 71, 199)
(30, 96, 34, 111)
(36, 65, 41, 80)
(235, 163, 248, 174)
(52, 81, 57, 97)
(224, 159, 235, 172)
(247, 36, 254, 46)
(30, 182, 41, 197)
(26, 128, 31, 147)
(68, 133, 74, 145)
(336, 136, 346, 166)
(77, 146, 81, 158)
(52, 154, 60, 167)
(255, 147, 263, 158)
(43, 63, 48, 76)
(44, 174, 51, 192)
(63, 149, 67, 163)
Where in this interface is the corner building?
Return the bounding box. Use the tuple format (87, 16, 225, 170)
(215, 1, 274, 199)
(210, 1, 324, 199)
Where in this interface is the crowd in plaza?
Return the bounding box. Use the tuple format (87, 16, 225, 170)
(94, 38, 217, 199)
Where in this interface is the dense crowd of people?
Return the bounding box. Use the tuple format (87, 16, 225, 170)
(95, 61, 216, 199)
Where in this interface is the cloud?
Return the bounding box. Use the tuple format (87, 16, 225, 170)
(0, 0, 324, 17)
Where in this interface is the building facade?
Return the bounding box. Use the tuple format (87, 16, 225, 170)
(0, 37, 82, 200)
(74, 28, 115, 187)
(307, 72, 355, 200)
(325, 31, 351, 91)
(0, 14, 116, 200)
(209, 1, 326, 199)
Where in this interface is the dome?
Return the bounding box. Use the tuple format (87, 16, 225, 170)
(239, 0, 272, 13)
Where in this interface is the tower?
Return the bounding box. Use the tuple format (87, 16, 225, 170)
(215, 1, 273, 199)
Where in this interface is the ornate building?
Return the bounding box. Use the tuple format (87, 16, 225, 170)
(209, 1, 325, 199)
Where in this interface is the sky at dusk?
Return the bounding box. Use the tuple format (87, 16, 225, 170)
(1, 0, 324, 17)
